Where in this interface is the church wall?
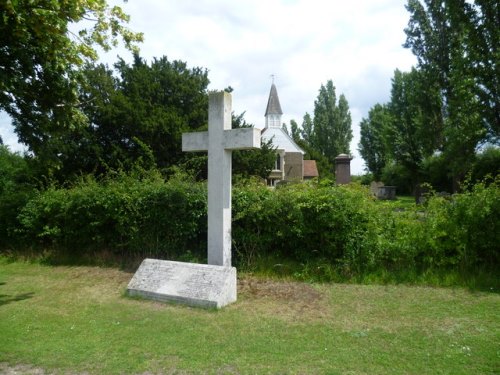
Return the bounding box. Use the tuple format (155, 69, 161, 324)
(284, 152, 303, 181)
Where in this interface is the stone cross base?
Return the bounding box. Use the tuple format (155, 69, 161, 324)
(127, 259, 237, 309)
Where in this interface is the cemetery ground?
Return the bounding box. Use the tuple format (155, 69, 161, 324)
(1, 257, 499, 374)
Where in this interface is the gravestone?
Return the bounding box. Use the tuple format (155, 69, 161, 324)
(370, 181, 384, 197)
(335, 154, 352, 184)
(377, 186, 396, 200)
(127, 91, 261, 308)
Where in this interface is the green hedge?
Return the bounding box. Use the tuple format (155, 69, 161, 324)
(2, 171, 499, 278)
(232, 181, 381, 274)
(17, 173, 207, 259)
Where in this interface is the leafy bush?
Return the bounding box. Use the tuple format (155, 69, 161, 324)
(17, 171, 207, 259)
(424, 177, 500, 269)
(5, 167, 499, 281)
(380, 176, 500, 272)
(381, 163, 413, 195)
(421, 154, 453, 193)
(233, 181, 382, 274)
(471, 147, 500, 183)
(0, 146, 35, 248)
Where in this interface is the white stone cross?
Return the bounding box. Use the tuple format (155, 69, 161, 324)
(182, 91, 261, 267)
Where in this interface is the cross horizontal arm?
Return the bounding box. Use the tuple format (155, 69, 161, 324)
(182, 132, 208, 152)
(223, 128, 261, 150)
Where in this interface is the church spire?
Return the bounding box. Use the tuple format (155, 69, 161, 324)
(265, 83, 283, 128)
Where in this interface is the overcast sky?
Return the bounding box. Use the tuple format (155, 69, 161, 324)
(0, 0, 417, 174)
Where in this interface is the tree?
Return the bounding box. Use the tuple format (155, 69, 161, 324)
(282, 122, 290, 136)
(0, 0, 143, 168)
(312, 80, 353, 165)
(358, 104, 392, 180)
(336, 94, 353, 154)
(404, 0, 498, 189)
(232, 113, 276, 180)
(386, 68, 443, 192)
(0, 145, 34, 247)
(289, 119, 301, 143)
(301, 113, 314, 145)
(76, 55, 210, 177)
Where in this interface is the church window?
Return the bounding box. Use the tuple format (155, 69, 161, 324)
(275, 154, 281, 170)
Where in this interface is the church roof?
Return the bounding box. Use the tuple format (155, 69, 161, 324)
(264, 84, 283, 116)
(261, 127, 305, 154)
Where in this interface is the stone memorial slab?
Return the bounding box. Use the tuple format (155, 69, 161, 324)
(127, 259, 236, 309)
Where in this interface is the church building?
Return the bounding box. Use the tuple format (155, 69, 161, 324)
(261, 83, 318, 186)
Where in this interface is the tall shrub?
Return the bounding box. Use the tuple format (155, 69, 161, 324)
(0, 146, 34, 249)
(233, 181, 382, 273)
(17, 172, 207, 259)
(380, 176, 500, 272)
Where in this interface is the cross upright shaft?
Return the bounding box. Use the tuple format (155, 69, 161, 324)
(182, 91, 261, 267)
(208, 92, 232, 267)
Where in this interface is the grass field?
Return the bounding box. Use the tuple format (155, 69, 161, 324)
(1, 257, 499, 374)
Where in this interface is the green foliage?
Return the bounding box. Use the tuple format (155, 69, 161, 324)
(470, 146, 500, 183)
(381, 163, 413, 195)
(380, 176, 500, 273)
(420, 153, 453, 193)
(17, 171, 207, 259)
(360, 1, 499, 192)
(386, 68, 443, 192)
(404, 0, 498, 188)
(289, 119, 301, 143)
(295, 139, 334, 179)
(352, 173, 373, 186)
(231, 112, 276, 180)
(233, 181, 381, 274)
(300, 112, 314, 145)
(73, 55, 210, 178)
(0, 146, 35, 248)
(312, 80, 353, 164)
(3, 170, 499, 282)
(425, 177, 500, 269)
(358, 104, 392, 179)
(0, 0, 143, 165)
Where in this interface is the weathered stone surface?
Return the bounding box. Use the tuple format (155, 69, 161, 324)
(284, 152, 304, 181)
(335, 153, 352, 185)
(127, 259, 237, 308)
(377, 186, 397, 200)
(370, 181, 385, 196)
(182, 92, 260, 267)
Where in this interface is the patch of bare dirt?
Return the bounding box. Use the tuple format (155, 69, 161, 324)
(0, 363, 184, 375)
(0, 363, 90, 375)
(236, 276, 330, 322)
(238, 276, 322, 303)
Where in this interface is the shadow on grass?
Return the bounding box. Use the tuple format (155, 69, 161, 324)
(0, 288, 35, 306)
(0, 280, 35, 306)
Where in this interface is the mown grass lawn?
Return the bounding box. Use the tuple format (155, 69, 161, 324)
(0, 258, 498, 374)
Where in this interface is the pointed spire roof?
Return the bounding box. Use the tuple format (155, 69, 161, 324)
(264, 83, 283, 116)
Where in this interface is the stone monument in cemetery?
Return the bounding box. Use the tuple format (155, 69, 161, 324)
(335, 153, 352, 184)
(127, 91, 261, 308)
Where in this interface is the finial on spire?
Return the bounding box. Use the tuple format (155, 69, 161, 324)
(270, 74, 275, 84)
